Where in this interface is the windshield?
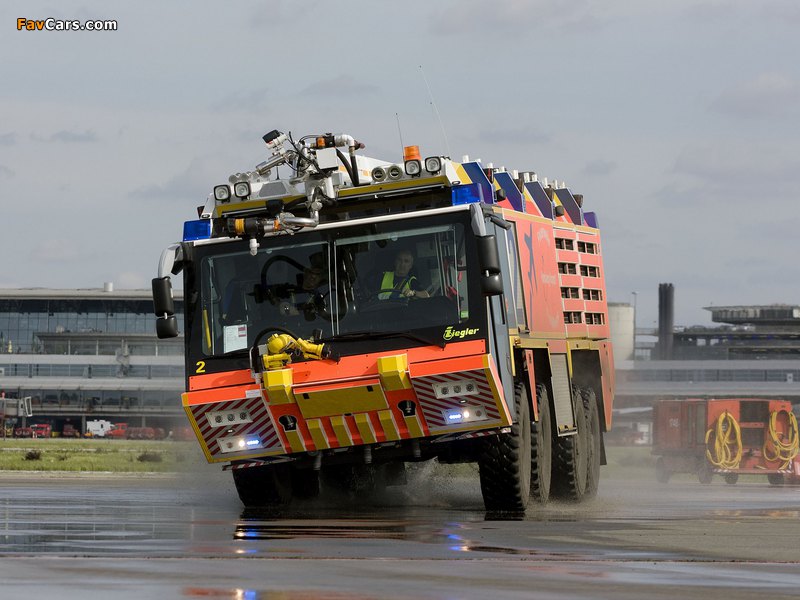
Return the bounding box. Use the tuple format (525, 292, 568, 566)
(333, 222, 470, 335)
(191, 211, 480, 359)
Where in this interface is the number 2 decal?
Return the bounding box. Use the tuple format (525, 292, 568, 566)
(195, 360, 206, 374)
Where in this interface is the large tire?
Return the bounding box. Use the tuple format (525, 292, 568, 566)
(655, 456, 671, 484)
(321, 464, 386, 496)
(697, 460, 713, 485)
(768, 472, 785, 486)
(291, 468, 321, 499)
(232, 463, 292, 507)
(478, 382, 532, 512)
(551, 386, 589, 501)
(530, 384, 552, 504)
(583, 387, 601, 499)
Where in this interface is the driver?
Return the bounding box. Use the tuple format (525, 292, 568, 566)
(378, 250, 430, 300)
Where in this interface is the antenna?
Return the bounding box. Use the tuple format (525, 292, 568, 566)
(419, 65, 450, 157)
(395, 112, 405, 157)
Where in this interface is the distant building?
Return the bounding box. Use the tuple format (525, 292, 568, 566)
(0, 286, 185, 434)
(614, 286, 800, 411)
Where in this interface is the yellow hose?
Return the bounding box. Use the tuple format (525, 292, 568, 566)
(763, 410, 799, 469)
(705, 410, 742, 470)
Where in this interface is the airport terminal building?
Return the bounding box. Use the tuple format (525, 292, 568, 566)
(0, 285, 185, 435)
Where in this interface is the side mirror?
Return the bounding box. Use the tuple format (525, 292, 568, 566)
(476, 235, 503, 296)
(152, 277, 175, 316)
(152, 277, 179, 339)
(156, 315, 179, 339)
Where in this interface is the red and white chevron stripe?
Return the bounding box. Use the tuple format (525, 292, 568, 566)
(189, 394, 281, 458)
(411, 369, 501, 431)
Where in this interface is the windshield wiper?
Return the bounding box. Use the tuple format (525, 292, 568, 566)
(322, 330, 445, 349)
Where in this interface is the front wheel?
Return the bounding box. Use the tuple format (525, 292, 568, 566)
(724, 473, 739, 485)
(478, 382, 532, 512)
(232, 464, 292, 507)
(697, 461, 713, 485)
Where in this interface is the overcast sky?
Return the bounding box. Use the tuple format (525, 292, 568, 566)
(2, 1, 798, 329)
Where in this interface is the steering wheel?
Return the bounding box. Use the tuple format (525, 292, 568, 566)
(258, 255, 306, 304)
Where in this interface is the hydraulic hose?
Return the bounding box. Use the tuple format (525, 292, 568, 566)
(763, 410, 800, 469)
(705, 410, 742, 470)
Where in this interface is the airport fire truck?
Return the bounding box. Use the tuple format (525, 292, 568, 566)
(152, 129, 615, 511)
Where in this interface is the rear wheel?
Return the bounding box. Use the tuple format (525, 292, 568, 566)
(478, 382, 532, 512)
(551, 386, 589, 501)
(724, 473, 739, 485)
(768, 472, 785, 486)
(232, 464, 292, 507)
(530, 384, 552, 504)
(583, 388, 601, 499)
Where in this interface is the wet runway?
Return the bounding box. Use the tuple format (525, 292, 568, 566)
(1, 461, 800, 599)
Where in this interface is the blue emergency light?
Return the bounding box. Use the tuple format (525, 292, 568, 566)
(450, 183, 483, 205)
(183, 219, 212, 241)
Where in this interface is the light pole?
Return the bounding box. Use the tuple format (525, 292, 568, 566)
(631, 291, 638, 361)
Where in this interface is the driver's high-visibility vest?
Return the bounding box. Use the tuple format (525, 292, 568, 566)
(379, 272, 415, 299)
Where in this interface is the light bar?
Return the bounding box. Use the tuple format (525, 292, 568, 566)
(206, 409, 253, 428)
(218, 434, 262, 454)
(183, 219, 212, 241)
(433, 378, 480, 399)
(442, 406, 488, 425)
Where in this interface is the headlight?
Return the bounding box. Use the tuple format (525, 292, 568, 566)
(233, 181, 251, 199)
(405, 159, 421, 176)
(424, 156, 442, 174)
(387, 164, 403, 180)
(371, 166, 388, 182)
(214, 185, 232, 202)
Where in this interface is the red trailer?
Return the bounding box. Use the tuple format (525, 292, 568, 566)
(652, 398, 799, 485)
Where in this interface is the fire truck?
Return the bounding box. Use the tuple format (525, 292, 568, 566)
(152, 129, 615, 511)
(652, 398, 799, 484)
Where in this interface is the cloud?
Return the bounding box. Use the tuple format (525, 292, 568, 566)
(711, 72, 800, 119)
(29, 239, 82, 263)
(129, 156, 223, 203)
(212, 88, 272, 113)
(249, 1, 319, 26)
(476, 127, 550, 145)
(582, 159, 617, 176)
(0, 132, 16, 146)
(429, 0, 604, 34)
(32, 130, 99, 143)
(0, 165, 13, 178)
(115, 271, 148, 289)
(298, 75, 378, 97)
(672, 144, 800, 188)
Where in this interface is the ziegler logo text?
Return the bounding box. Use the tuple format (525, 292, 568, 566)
(443, 326, 480, 341)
